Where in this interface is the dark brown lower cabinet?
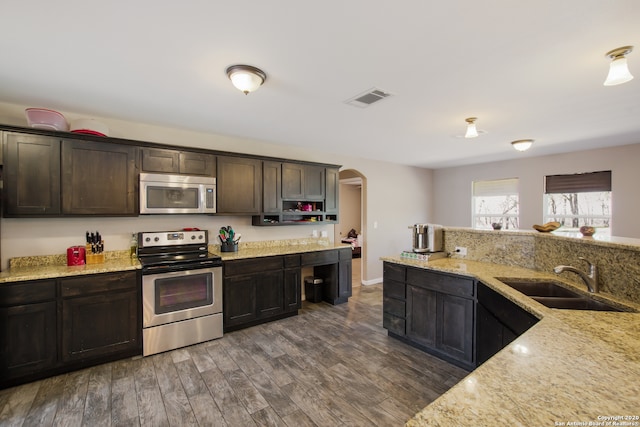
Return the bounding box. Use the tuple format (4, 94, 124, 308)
(0, 272, 141, 389)
(476, 282, 539, 365)
(383, 262, 476, 370)
(224, 255, 296, 332)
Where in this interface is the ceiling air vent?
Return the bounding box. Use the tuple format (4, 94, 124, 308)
(344, 88, 393, 108)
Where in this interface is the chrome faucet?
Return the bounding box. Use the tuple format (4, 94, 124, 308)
(553, 257, 598, 293)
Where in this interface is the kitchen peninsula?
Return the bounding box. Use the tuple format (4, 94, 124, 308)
(381, 229, 640, 426)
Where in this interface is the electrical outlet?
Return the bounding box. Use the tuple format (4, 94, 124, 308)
(455, 246, 467, 256)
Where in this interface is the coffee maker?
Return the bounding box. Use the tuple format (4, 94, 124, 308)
(409, 224, 443, 253)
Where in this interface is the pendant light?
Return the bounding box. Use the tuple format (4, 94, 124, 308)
(511, 139, 534, 151)
(603, 46, 634, 86)
(464, 117, 478, 138)
(226, 65, 267, 94)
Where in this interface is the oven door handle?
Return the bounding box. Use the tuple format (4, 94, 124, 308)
(142, 260, 221, 274)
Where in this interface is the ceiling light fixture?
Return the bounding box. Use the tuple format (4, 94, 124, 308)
(603, 46, 634, 86)
(464, 117, 478, 138)
(511, 139, 534, 152)
(226, 65, 267, 95)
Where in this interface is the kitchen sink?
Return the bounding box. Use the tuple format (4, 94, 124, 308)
(496, 278, 582, 298)
(497, 278, 623, 312)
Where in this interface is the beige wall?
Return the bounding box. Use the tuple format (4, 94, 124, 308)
(0, 102, 434, 282)
(338, 183, 361, 238)
(433, 143, 640, 239)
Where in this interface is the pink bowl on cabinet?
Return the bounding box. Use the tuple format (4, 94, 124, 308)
(25, 108, 69, 131)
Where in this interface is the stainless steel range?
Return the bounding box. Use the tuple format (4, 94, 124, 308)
(138, 230, 223, 356)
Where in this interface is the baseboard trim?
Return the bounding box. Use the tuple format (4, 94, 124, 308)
(361, 277, 383, 286)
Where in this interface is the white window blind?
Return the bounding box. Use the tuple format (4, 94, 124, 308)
(473, 178, 519, 197)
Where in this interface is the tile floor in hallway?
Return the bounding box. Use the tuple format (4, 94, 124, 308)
(0, 281, 469, 426)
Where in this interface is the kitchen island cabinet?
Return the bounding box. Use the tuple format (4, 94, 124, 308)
(383, 262, 476, 369)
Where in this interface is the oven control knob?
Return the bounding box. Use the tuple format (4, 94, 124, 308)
(191, 235, 196, 240)
(199, 235, 204, 240)
(154, 237, 160, 242)
(145, 237, 151, 242)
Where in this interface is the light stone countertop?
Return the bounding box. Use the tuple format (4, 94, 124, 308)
(210, 242, 351, 261)
(380, 257, 640, 426)
(0, 241, 352, 284)
(0, 257, 141, 284)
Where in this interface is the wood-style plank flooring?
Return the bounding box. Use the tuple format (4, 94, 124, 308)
(0, 272, 469, 426)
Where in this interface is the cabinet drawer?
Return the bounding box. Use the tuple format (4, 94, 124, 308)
(338, 248, 352, 261)
(61, 271, 137, 298)
(0, 280, 57, 306)
(407, 268, 474, 298)
(383, 313, 405, 336)
(301, 250, 338, 266)
(383, 296, 405, 317)
(383, 279, 405, 300)
(284, 255, 301, 268)
(383, 262, 406, 282)
(225, 256, 284, 277)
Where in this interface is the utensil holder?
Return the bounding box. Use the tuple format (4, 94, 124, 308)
(220, 242, 238, 252)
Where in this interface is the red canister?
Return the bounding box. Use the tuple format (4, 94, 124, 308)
(67, 246, 86, 266)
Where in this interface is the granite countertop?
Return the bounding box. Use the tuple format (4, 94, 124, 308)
(0, 257, 141, 284)
(0, 241, 352, 284)
(380, 257, 640, 426)
(210, 242, 351, 261)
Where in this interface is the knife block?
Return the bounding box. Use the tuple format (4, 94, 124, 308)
(85, 244, 105, 264)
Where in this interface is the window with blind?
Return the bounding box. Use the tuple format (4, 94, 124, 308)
(472, 178, 519, 230)
(544, 171, 611, 234)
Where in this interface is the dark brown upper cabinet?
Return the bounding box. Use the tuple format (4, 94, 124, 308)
(3, 132, 62, 216)
(141, 147, 216, 176)
(216, 156, 262, 214)
(262, 161, 282, 213)
(61, 139, 138, 215)
(4, 133, 138, 216)
(282, 163, 325, 200)
(325, 167, 339, 213)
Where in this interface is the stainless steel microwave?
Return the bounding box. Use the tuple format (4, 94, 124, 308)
(139, 173, 216, 214)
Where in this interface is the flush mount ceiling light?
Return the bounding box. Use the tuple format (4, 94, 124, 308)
(603, 46, 634, 86)
(511, 139, 534, 151)
(464, 117, 478, 138)
(226, 65, 267, 95)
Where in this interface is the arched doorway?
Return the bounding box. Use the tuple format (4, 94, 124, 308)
(337, 169, 367, 286)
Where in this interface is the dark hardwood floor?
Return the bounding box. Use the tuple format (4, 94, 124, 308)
(0, 283, 468, 426)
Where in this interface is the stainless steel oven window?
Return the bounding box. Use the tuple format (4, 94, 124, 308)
(154, 272, 213, 314)
(146, 186, 200, 209)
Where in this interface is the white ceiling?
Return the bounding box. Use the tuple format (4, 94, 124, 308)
(1, 1, 639, 169)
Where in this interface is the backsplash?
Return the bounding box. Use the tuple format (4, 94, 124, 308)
(443, 227, 640, 304)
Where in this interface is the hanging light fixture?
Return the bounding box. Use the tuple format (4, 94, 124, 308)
(226, 65, 267, 94)
(464, 117, 478, 138)
(603, 46, 634, 86)
(511, 139, 534, 151)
